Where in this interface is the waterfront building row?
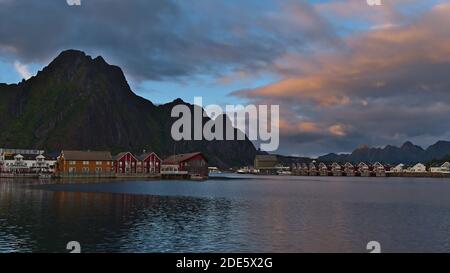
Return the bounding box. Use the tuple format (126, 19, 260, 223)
(291, 162, 431, 177)
(0, 148, 209, 179)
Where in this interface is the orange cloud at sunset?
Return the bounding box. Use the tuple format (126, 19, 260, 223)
(232, 2, 450, 155)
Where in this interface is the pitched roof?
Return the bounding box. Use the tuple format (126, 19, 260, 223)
(162, 152, 206, 165)
(5, 153, 41, 160)
(113, 152, 137, 161)
(137, 152, 160, 161)
(61, 150, 112, 161)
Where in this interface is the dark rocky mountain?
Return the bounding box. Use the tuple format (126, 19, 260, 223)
(276, 155, 312, 165)
(318, 140, 450, 164)
(0, 49, 257, 168)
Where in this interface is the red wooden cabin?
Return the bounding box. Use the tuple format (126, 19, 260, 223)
(113, 152, 138, 174)
(138, 152, 161, 174)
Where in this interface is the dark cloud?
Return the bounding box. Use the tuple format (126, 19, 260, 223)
(0, 0, 337, 81)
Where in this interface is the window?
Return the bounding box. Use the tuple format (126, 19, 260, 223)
(83, 161, 89, 165)
(82, 167, 89, 174)
(95, 167, 102, 173)
(69, 167, 76, 173)
(96, 161, 102, 165)
(69, 161, 76, 165)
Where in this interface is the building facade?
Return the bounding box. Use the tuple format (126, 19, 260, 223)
(162, 152, 208, 178)
(113, 152, 138, 175)
(411, 163, 427, 173)
(430, 162, 450, 173)
(138, 152, 161, 175)
(1, 152, 56, 174)
(254, 155, 278, 175)
(57, 150, 113, 176)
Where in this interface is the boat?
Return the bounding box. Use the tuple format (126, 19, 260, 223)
(190, 174, 207, 181)
(208, 167, 222, 174)
(38, 173, 53, 179)
(277, 170, 292, 176)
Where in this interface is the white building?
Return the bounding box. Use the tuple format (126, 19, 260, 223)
(392, 163, 405, 173)
(410, 163, 427, 173)
(1, 153, 56, 174)
(430, 162, 450, 173)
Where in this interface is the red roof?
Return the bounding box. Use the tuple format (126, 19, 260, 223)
(138, 152, 161, 161)
(113, 152, 137, 161)
(162, 152, 207, 165)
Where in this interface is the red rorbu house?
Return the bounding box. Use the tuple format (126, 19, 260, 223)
(161, 152, 208, 179)
(113, 152, 138, 175)
(138, 152, 161, 175)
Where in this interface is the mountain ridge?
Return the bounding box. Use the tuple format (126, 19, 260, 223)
(0, 49, 258, 168)
(318, 140, 450, 164)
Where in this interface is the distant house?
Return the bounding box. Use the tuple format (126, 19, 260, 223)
(430, 162, 450, 173)
(162, 152, 208, 178)
(442, 162, 450, 172)
(113, 152, 138, 175)
(358, 162, 371, 177)
(331, 162, 342, 176)
(392, 163, 405, 173)
(57, 150, 113, 176)
(318, 162, 329, 176)
(291, 163, 298, 174)
(411, 163, 427, 173)
(0, 149, 57, 175)
(4, 154, 29, 173)
(138, 152, 161, 175)
(3, 153, 55, 174)
(300, 163, 309, 176)
(372, 162, 386, 177)
(344, 162, 355, 176)
(430, 164, 441, 173)
(308, 162, 318, 176)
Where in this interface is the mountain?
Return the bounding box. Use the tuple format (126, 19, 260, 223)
(0, 49, 258, 168)
(318, 140, 450, 164)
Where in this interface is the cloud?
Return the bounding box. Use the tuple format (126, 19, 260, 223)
(233, 3, 450, 156)
(13, 61, 31, 79)
(0, 0, 337, 82)
(1, 0, 448, 156)
(66, 0, 81, 6)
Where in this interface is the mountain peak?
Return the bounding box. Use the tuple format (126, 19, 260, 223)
(173, 98, 184, 104)
(57, 49, 87, 58)
(50, 49, 89, 66)
(402, 141, 413, 146)
(401, 141, 419, 149)
(48, 49, 111, 70)
(93, 55, 107, 65)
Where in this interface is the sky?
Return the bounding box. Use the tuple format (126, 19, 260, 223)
(0, 0, 449, 156)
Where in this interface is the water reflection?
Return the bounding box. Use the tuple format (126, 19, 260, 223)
(0, 179, 245, 252)
(2, 176, 450, 252)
